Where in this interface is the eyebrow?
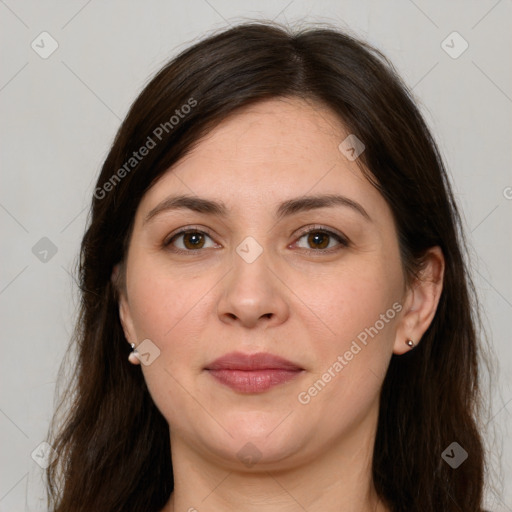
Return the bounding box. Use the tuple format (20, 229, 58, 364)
(144, 193, 371, 224)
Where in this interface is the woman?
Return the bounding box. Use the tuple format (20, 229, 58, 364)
(46, 21, 488, 511)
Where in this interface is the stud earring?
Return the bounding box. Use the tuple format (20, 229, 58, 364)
(128, 343, 140, 364)
(406, 339, 415, 348)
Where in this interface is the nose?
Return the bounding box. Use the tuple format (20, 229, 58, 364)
(216, 249, 289, 329)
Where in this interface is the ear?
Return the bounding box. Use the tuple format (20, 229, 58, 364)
(393, 246, 445, 355)
(112, 264, 137, 345)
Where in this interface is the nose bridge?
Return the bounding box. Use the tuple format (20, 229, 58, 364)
(217, 235, 289, 328)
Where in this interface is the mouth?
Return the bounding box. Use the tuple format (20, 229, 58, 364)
(204, 351, 304, 393)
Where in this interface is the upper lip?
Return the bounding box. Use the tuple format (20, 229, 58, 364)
(205, 351, 303, 371)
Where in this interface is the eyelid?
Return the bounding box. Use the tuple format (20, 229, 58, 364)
(163, 225, 217, 247)
(163, 224, 350, 253)
(293, 224, 350, 246)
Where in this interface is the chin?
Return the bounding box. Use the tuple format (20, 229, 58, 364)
(195, 415, 312, 469)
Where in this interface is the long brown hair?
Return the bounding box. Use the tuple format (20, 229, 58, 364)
(46, 21, 489, 511)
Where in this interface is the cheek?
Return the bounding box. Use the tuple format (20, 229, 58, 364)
(293, 261, 402, 408)
(125, 254, 213, 342)
(125, 259, 216, 427)
(125, 256, 218, 398)
(295, 259, 402, 353)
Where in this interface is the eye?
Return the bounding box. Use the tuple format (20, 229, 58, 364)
(163, 226, 348, 254)
(164, 229, 219, 252)
(293, 227, 349, 252)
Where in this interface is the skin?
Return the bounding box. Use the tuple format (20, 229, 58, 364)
(117, 97, 444, 512)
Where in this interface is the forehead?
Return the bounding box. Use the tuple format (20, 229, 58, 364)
(181, 97, 348, 172)
(137, 97, 384, 219)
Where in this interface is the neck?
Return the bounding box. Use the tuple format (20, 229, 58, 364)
(164, 407, 389, 512)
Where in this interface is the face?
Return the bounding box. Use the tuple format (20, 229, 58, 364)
(118, 97, 417, 471)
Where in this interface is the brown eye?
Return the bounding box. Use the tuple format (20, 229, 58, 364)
(165, 229, 218, 252)
(295, 228, 349, 252)
(182, 232, 205, 249)
(307, 232, 330, 249)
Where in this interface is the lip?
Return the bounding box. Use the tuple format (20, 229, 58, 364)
(205, 351, 304, 393)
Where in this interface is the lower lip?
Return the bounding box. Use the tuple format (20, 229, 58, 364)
(206, 369, 302, 393)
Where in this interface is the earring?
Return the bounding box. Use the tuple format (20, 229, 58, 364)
(406, 339, 415, 348)
(128, 343, 140, 364)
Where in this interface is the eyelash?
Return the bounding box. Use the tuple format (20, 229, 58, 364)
(163, 225, 350, 255)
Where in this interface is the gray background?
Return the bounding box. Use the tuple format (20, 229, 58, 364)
(1, 1, 511, 510)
